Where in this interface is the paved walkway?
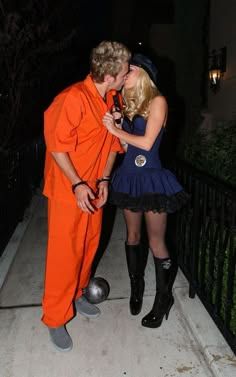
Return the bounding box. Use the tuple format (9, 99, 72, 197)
(0, 193, 235, 377)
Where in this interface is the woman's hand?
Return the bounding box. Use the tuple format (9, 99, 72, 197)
(102, 112, 119, 135)
(111, 106, 123, 129)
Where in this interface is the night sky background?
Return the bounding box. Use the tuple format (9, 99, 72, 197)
(0, 0, 201, 151)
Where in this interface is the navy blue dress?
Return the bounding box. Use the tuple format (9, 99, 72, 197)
(109, 115, 189, 213)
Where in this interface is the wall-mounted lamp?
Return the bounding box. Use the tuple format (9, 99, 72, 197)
(208, 47, 227, 92)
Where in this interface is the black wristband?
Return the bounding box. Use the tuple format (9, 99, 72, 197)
(72, 181, 87, 193)
(97, 177, 111, 185)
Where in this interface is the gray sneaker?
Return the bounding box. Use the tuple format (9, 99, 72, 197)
(48, 325, 73, 352)
(75, 296, 101, 318)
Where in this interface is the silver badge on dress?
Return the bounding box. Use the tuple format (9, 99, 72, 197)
(135, 155, 147, 167)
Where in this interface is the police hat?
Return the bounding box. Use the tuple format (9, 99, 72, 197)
(130, 53, 158, 85)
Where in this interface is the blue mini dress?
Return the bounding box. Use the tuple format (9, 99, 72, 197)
(109, 115, 189, 213)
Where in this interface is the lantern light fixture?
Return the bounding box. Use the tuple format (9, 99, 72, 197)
(208, 47, 227, 93)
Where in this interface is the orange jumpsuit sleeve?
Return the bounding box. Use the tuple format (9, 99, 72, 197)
(110, 135, 124, 154)
(44, 90, 82, 152)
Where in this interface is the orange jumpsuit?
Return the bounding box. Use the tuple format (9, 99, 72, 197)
(42, 75, 123, 327)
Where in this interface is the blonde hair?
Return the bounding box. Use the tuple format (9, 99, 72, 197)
(123, 68, 160, 120)
(90, 41, 131, 83)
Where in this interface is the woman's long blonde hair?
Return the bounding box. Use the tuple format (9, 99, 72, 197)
(122, 68, 160, 120)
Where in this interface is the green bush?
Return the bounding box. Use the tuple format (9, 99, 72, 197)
(179, 121, 236, 186)
(198, 227, 236, 336)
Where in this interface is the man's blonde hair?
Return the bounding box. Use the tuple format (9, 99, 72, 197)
(90, 41, 131, 82)
(123, 68, 160, 120)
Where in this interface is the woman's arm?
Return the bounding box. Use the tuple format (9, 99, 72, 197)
(103, 96, 167, 151)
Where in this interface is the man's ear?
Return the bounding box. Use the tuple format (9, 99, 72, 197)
(104, 74, 115, 85)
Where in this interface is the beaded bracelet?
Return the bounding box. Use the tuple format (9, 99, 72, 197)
(72, 181, 87, 193)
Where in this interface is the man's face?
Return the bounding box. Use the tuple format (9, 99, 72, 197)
(111, 62, 129, 91)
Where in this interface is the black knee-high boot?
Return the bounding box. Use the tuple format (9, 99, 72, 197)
(142, 256, 174, 328)
(125, 243, 149, 315)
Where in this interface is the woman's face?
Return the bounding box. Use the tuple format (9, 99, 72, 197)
(124, 65, 140, 90)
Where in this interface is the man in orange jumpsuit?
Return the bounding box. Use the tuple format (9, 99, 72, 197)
(42, 41, 131, 351)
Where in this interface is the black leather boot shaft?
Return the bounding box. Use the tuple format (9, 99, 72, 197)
(125, 243, 149, 315)
(142, 256, 174, 328)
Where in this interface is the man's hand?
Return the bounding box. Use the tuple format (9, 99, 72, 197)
(95, 181, 109, 208)
(74, 184, 96, 213)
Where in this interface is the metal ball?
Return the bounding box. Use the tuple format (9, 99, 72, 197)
(84, 277, 110, 304)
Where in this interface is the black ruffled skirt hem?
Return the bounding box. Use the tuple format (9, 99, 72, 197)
(109, 190, 190, 213)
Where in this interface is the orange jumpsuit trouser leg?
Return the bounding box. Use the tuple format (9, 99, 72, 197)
(42, 198, 103, 328)
(74, 207, 103, 299)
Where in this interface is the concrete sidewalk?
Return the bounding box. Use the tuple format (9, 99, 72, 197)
(0, 193, 235, 377)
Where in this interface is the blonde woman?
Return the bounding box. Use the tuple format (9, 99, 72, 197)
(103, 54, 188, 328)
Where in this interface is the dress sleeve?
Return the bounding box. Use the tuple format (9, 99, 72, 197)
(44, 90, 82, 152)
